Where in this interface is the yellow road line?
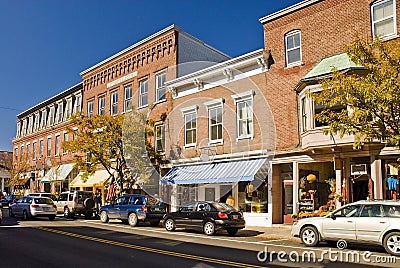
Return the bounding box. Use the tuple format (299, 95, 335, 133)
(36, 227, 266, 268)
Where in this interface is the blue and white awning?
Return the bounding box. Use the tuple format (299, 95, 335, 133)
(160, 157, 269, 185)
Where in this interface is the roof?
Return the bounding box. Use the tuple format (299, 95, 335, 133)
(295, 52, 366, 91)
(79, 24, 230, 76)
(259, 0, 322, 24)
(17, 82, 83, 119)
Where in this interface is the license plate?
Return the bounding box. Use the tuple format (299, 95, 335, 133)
(232, 215, 239, 220)
(43, 207, 50, 211)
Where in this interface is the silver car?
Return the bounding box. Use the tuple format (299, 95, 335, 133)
(9, 196, 57, 220)
(291, 200, 400, 256)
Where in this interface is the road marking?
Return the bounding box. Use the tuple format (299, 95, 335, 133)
(36, 226, 267, 268)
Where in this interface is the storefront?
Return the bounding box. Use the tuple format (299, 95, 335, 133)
(160, 157, 273, 226)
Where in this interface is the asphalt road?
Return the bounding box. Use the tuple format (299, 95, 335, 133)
(0, 208, 398, 268)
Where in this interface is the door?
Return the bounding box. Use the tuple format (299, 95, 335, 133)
(191, 202, 210, 229)
(322, 204, 360, 241)
(356, 204, 390, 243)
(118, 196, 131, 219)
(108, 196, 123, 219)
(174, 202, 195, 228)
(56, 193, 68, 213)
(13, 197, 25, 216)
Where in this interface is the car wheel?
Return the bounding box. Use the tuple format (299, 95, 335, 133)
(150, 220, 160, 227)
(164, 219, 175, 231)
(300, 226, 319, 247)
(48, 215, 55, 221)
(203, 221, 216, 236)
(64, 207, 70, 218)
(383, 232, 400, 256)
(100, 211, 109, 223)
(9, 208, 14, 217)
(227, 228, 239, 236)
(22, 210, 29, 221)
(128, 213, 138, 227)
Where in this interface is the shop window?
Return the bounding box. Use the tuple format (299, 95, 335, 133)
(384, 161, 399, 200)
(237, 181, 268, 213)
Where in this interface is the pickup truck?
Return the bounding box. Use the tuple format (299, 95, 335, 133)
(99, 194, 166, 227)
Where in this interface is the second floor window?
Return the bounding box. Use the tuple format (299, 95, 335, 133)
(124, 85, 132, 112)
(371, 0, 396, 38)
(156, 72, 166, 102)
(87, 100, 94, 118)
(139, 80, 148, 107)
(98, 95, 105, 115)
(111, 91, 118, 115)
(285, 30, 302, 66)
(47, 137, 52, 157)
(39, 140, 44, 158)
(236, 99, 253, 139)
(155, 124, 165, 153)
(209, 106, 223, 143)
(32, 142, 37, 160)
(55, 135, 60, 156)
(185, 112, 197, 146)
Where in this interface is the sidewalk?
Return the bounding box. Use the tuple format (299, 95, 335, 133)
(242, 224, 294, 240)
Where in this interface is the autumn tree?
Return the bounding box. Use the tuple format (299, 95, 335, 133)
(313, 37, 400, 148)
(63, 111, 157, 194)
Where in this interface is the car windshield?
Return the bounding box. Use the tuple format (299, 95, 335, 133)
(34, 198, 54, 204)
(213, 202, 236, 211)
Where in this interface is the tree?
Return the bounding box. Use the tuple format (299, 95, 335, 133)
(63, 111, 157, 195)
(313, 37, 400, 148)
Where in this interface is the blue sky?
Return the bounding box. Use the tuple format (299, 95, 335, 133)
(0, 0, 301, 151)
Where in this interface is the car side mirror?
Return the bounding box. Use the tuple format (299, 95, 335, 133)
(330, 214, 336, 220)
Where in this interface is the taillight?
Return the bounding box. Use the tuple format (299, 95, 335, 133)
(218, 212, 228, 219)
(74, 196, 77, 203)
(31, 204, 39, 208)
(142, 205, 147, 212)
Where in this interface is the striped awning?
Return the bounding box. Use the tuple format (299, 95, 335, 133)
(70, 169, 114, 188)
(160, 157, 269, 185)
(41, 163, 74, 183)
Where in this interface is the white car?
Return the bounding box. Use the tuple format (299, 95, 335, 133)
(291, 200, 400, 256)
(9, 196, 57, 220)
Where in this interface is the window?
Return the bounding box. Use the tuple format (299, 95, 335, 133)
(47, 137, 52, 157)
(75, 95, 82, 113)
(124, 85, 132, 112)
(156, 72, 166, 102)
(35, 113, 40, 130)
(301, 97, 307, 132)
(63, 132, 69, 154)
(87, 100, 94, 118)
(139, 80, 148, 107)
(155, 124, 165, 153)
(371, 0, 396, 39)
(313, 93, 345, 128)
(32, 142, 37, 160)
(26, 144, 30, 160)
(65, 99, 72, 119)
(232, 91, 254, 140)
(360, 204, 383, 217)
(14, 147, 18, 160)
(111, 91, 118, 115)
(41, 110, 47, 128)
(57, 103, 63, 123)
(98, 95, 106, 115)
(333, 204, 361, 218)
(39, 140, 44, 158)
(20, 145, 24, 159)
(208, 106, 223, 143)
(49, 106, 55, 126)
(285, 30, 302, 66)
(183, 110, 197, 147)
(55, 135, 60, 156)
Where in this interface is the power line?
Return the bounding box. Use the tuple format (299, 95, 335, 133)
(0, 106, 23, 112)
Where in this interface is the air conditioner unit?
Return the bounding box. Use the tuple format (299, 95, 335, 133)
(351, 164, 368, 175)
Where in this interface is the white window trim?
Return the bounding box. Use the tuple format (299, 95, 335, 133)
(124, 85, 133, 112)
(371, 0, 398, 40)
(55, 134, 61, 156)
(155, 124, 166, 154)
(98, 95, 106, 115)
(155, 71, 166, 102)
(181, 105, 198, 148)
(285, 30, 303, 68)
(204, 99, 224, 145)
(232, 90, 254, 141)
(139, 80, 149, 108)
(110, 91, 119, 115)
(87, 99, 94, 117)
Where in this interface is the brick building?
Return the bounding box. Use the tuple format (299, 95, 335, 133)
(259, 0, 400, 224)
(0, 151, 12, 194)
(12, 83, 83, 195)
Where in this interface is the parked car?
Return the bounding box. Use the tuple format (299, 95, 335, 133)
(163, 201, 245, 236)
(291, 200, 400, 256)
(54, 191, 95, 219)
(0, 207, 2, 224)
(0, 194, 19, 208)
(99, 194, 166, 227)
(9, 196, 57, 220)
(29, 192, 58, 201)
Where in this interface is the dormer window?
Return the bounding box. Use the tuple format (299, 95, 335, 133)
(285, 30, 302, 67)
(371, 0, 397, 39)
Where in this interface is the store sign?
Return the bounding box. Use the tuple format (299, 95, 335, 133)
(350, 164, 368, 175)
